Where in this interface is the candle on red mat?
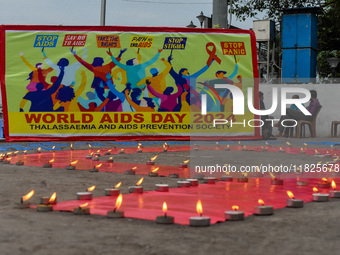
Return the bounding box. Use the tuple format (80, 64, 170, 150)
(163, 142, 169, 152)
(270, 172, 283, 185)
(74, 202, 90, 215)
(129, 178, 144, 193)
(313, 187, 329, 202)
(329, 180, 340, 198)
(189, 200, 210, 227)
(90, 163, 102, 172)
(125, 166, 137, 175)
(149, 167, 159, 177)
(254, 199, 273, 215)
(180, 159, 189, 168)
(137, 143, 143, 153)
(37, 192, 56, 212)
(15, 190, 34, 209)
(105, 182, 121, 196)
(107, 194, 124, 218)
(119, 149, 125, 154)
(156, 201, 174, 224)
(318, 178, 331, 188)
(66, 160, 78, 170)
(225, 205, 244, 221)
(286, 190, 304, 208)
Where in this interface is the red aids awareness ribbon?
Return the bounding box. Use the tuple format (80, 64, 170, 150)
(206, 42, 221, 66)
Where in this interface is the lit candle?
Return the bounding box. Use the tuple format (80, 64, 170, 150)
(162, 142, 168, 152)
(318, 178, 331, 188)
(15, 190, 34, 209)
(242, 145, 248, 151)
(254, 199, 274, 215)
(105, 182, 121, 196)
(286, 142, 292, 148)
(73, 202, 90, 215)
(15, 160, 24, 166)
(329, 180, 340, 198)
(77, 185, 95, 200)
(261, 146, 267, 151)
(51, 146, 55, 152)
(180, 159, 190, 168)
(128, 178, 144, 193)
(119, 149, 125, 154)
(314, 150, 321, 156)
(237, 173, 248, 183)
(137, 143, 143, 153)
(3, 157, 11, 164)
(177, 181, 191, 187)
(107, 194, 124, 218)
(37, 147, 41, 153)
(91, 156, 99, 161)
(155, 184, 169, 192)
(156, 202, 174, 224)
(107, 157, 114, 163)
(312, 187, 329, 202)
(203, 177, 216, 184)
(169, 173, 179, 178)
(70, 143, 74, 151)
(147, 155, 158, 165)
(270, 173, 284, 185)
(148, 167, 159, 177)
(89, 163, 102, 172)
(253, 166, 264, 177)
(297, 177, 309, 186)
(225, 205, 244, 221)
(186, 179, 199, 186)
(43, 159, 54, 168)
(225, 144, 230, 151)
(286, 191, 304, 208)
(279, 147, 285, 153)
(300, 148, 306, 154)
(37, 192, 56, 212)
(105, 149, 112, 155)
(66, 160, 78, 170)
(324, 151, 331, 157)
(125, 166, 137, 175)
(189, 200, 210, 227)
(86, 152, 94, 159)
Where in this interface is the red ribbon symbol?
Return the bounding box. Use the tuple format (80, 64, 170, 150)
(206, 42, 221, 66)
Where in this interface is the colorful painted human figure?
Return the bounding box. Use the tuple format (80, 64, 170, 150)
(71, 48, 126, 100)
(53, 70, 87, 112)
(147, 80, 183, 112)
(19, 67, 65, 112)
(124, 89, 155, 112)
(108, 49, 162, 90)
(42, 48, 87, 86)
(19, 52, 53, 91)
(137, 58, 171, 107)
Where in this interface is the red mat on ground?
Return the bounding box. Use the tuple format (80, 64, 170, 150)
(49, 177, 339, 225)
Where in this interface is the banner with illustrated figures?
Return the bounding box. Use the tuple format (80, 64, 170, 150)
(0, 25, 260, 141)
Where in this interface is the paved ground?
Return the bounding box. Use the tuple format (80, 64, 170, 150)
(1, 137, 340, 255)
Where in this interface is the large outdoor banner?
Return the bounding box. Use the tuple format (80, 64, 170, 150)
(0, 25, 259, 141)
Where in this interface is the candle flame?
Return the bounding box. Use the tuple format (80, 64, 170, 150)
(280, 147, 283, 150)
(79, 202, 88, 208)
(303, 143, 308, 147)
(115, 194, 123, 210)
(286, 142, 291, 146)
(108, 149, 112, 152)
(120, 149, 125, 152)
(150, 155, 158, 161)
(322, 178, 328, 182)
(115, 182, 122, 189)
(163, 142, 168, 149)
(89, 144, 92, 148)
(49, 159, 55, 163)
(70, 143, 73, 148)
(96, 150, 100, 153)
(313, 187, 318, 193)
(286, 190, 295, 199)
(109, 157, 113, 160)
(6, 157, 11, 161)
(14, 151, 19, 154)
(315, 149, 318, 153)
(162, 201, 167, 214)
(37, 147, 41, 151)
(49, 192, 57, 203)
(258, 199, 265, 206)
(183, 159, 190, 164)
(301, 147, 303, 151)
(136, 177, 144, 186)
(132, 166, 137, 170)
(196, 200, 203, 215)
(152, 167, 159, 173)
(22, 190, 34, 202)
(232, 205, 239, 211)
(243, 173, 248, 177)
(227, 144, 230, 148)
(70, 160, 78, 166)
(87, 185, 96, 192)
(23, 150, 27, 153)
(138, 143, 142, 150)
(332, 180, 336, 189)
(269, 172, 276, 179)
(265, 142, 269, 146)
(52, 146, 55, 150)
(95, 163, 103, 169)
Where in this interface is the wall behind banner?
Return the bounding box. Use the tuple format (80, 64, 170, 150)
(0, 26, 259, 141)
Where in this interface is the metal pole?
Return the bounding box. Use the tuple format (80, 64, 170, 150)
(100, 0, 106, 26)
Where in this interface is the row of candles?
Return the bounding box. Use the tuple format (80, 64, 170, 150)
(15, 176, 340, 226)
